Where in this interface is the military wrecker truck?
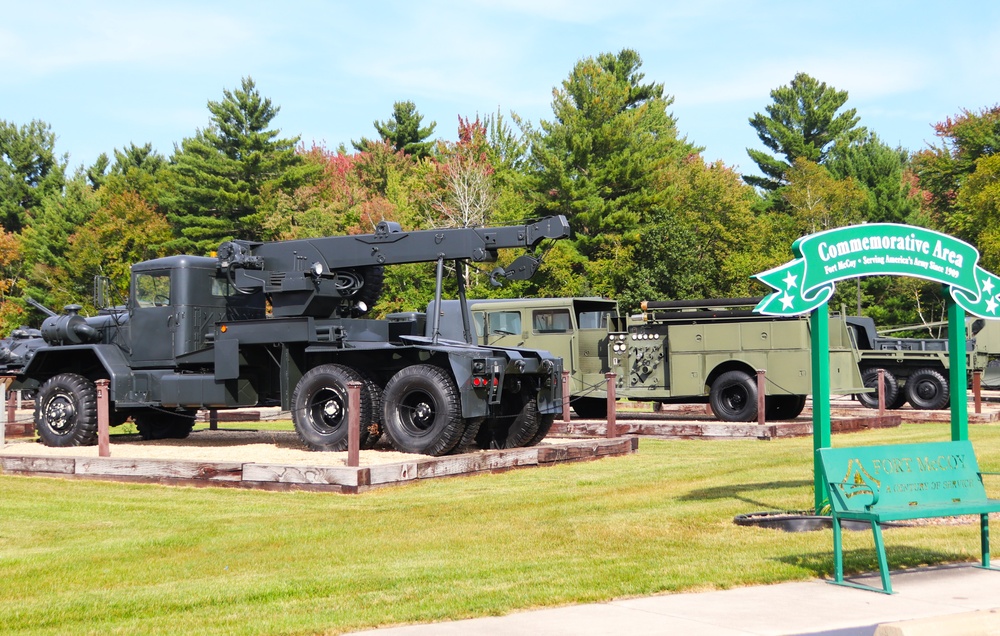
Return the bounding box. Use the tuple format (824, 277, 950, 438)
(0, 216, 571, 456)
(846, 315, 1000, 410)
(432, 296, 864, 422)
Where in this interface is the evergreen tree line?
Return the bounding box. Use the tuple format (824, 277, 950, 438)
(1, 50, 998, 333)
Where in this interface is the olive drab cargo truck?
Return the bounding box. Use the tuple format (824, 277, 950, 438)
(0, 217, 571, 456)
(434, 297, 864, 422)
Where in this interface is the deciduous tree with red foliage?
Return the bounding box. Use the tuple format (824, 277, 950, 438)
(913, 105, 1000, 239)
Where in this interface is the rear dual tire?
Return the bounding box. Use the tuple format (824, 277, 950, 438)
(905, 367, 949, 410)
(381, 365, 466, 456)
(134, 409, 196, 440)
(292, 364, 381, 451)
(475, 392, 546, 450)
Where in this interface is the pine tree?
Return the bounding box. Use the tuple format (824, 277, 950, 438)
(0, 119, 66, 232)
(826, 132, 919, 224)
(162, 77, 319, 253)
(746, 73, 863, 191)
(353, 101, 437, 159)
(528, 49, 698, 252)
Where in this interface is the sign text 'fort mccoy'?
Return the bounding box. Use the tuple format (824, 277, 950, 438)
(754, 223, 1000, 318)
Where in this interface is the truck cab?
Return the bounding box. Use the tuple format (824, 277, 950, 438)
(125, 256, 266, 367)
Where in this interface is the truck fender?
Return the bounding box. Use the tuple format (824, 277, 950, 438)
(22, 344, 133, 401)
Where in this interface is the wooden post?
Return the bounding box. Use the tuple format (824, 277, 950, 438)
(974, 370, 982, 415)
(756, 370, 766, 426)
(605, 372, 617, 438)
(878, 368, 885, 417)
(95, 379, 110, 458)
(0, 381, 6, 449)
(5, 385, 14, 431)
(209, 408, 219, 431)
(347, 381, 361, 467)
(561, 370, 571, 423)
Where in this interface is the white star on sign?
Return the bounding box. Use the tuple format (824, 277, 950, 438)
(987, 295, 999, 315)
(781, 293, 795, 310)
(782, 271, 798, 289)
(984, 277, 995, 296)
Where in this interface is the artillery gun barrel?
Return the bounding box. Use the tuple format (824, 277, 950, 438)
(25, 297, 57, 317)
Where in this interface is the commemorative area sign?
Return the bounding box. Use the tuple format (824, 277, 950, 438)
(751, 223, 1000, 512)
(753, 224, 1000, 320)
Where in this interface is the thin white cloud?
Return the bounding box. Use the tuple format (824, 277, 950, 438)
(0, 5, 253, 79)
(462, 0, 620, 23)
(670, 51, 929, 109)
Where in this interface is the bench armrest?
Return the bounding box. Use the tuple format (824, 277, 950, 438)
(829, 478, 880, 511)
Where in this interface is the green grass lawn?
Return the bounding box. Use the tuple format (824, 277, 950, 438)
(4, 423, 1000, 635)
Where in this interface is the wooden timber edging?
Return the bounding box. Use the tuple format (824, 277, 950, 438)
(0, 437, 639, 494)
(551, 414, 901, 440)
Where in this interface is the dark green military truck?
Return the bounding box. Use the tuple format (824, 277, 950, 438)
(435, 296, 863, 422)
(846, 315, 1000, 410)
(0, 217, 571, 456)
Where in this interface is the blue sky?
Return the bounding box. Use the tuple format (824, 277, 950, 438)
(2, 1, 998, 178)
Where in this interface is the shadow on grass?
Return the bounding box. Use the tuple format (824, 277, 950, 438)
(776, 546, 971, 577)
(681, 480, 813, 510)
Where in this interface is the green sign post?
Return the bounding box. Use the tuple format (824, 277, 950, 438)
(752, 223, 1000, 512)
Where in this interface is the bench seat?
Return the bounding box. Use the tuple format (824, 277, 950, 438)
(817, 440, 1000, 594)
(833, 500, 1000, 523)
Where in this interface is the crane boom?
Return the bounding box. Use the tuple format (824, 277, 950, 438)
(216, 216, 570, 317)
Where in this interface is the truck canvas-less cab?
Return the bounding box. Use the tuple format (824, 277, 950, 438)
(435, 297, 864, 422)
(0, 217, 571, 456)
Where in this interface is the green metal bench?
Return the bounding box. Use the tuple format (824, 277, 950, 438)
(817, 440, 1000, 594)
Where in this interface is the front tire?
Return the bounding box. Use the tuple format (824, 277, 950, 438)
(382, 365, 466, 456)
(35, 373, 98, 447)
(709, 370, 758, 422)
(906, 367, 949, 410)
(292, 364, 377, 451)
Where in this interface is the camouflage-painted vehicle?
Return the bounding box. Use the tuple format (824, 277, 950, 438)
(435, 296, 864, 422)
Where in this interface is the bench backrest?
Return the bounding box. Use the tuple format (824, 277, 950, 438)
(817, 441, 988, 512)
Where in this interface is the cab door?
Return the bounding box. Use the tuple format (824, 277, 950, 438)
(129, 271, 176, 367)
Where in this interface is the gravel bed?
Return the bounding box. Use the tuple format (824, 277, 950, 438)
(0, 429, 581, 467)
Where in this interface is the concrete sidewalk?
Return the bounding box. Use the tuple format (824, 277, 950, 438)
(351, 564, 1000, 635)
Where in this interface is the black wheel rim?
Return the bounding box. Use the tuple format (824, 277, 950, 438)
(721, 384, 749, 412)
(43, 391, 76, 435)
(914, 380, 939, 401)
(308, 386, 346, 434)
(399, 389, 436, 436)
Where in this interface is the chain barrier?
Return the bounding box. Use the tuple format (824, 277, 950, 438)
(8, 373, 835, 429)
